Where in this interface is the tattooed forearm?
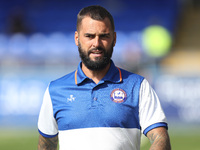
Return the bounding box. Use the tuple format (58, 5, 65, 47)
(147, 127, 171, 150)
(38, 134, 58, 150)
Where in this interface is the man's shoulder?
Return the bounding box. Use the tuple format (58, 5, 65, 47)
(50, 70, 76, 87)
(119, 67, 144, 82)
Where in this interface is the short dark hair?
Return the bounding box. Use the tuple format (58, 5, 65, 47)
(76, 5, 115, 32)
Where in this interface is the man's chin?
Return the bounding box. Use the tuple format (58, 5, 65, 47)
(90, 55, 104, 61)
(82, 58, 110, 71)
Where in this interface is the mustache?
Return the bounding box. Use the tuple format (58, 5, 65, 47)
(88, 47, 105, 54)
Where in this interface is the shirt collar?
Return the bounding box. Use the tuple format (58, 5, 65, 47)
(75, 60, 122, 85)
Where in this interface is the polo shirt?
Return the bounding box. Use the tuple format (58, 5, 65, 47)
(38, 60, 167, 150)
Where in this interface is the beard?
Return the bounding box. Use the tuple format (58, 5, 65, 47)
(78, 42, 114, 71)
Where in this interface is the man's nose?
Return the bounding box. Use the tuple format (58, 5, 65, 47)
(93, 36, 102, 47)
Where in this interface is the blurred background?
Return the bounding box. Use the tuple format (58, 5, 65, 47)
(0, 0, 200, 149)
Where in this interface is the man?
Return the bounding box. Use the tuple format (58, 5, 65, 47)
(38, 5, 171, 150)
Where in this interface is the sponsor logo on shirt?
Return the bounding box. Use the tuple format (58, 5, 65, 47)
(67, 95, 76, 102)
(110, 88, 127, 103)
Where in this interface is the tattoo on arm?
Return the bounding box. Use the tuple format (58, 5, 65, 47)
(147, 127, 171, 150)
(38, 134, 58, 150)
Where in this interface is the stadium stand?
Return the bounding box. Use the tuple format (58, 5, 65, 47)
(0, 0, 180, 33)
(0, 0, 181, 66)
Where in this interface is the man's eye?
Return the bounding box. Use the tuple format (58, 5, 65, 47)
(86, 35, 94, 38)
(101, 34, 110, 38)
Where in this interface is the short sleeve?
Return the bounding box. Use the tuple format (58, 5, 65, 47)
(139, 79, 167, 136)
(38, 86, 58, 138)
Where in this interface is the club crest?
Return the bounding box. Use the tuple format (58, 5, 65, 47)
(110, 88, 127, 103)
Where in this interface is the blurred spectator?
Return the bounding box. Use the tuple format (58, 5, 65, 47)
(6, 7, 32, 35)
(193, 0, 200, 10)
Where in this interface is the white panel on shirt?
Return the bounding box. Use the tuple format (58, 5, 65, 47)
(38, 86, 58, 136)
(139, 79, 167, 134)
(58, 127, 141, 150)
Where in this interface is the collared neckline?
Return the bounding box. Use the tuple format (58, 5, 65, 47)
(75, 60, 122, 85)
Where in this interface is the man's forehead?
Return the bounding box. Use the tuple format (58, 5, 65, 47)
(80, 17, 111, 28)
(84, 32, 111, 36)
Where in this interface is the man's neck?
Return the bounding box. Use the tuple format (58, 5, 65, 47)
(81, 63, 111, 84)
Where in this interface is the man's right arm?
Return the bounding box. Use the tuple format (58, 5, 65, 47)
(38, 134, 58, 150)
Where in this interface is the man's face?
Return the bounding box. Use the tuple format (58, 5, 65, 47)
(75, 17, 116, 70)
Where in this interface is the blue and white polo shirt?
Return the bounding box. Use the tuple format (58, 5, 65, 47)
(38, 60, 167, 150)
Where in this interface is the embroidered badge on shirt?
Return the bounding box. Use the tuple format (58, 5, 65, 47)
(67, 95, 76, 102)
(110, 88, 127, 103)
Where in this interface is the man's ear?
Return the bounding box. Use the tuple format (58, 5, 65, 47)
(113, 32, 116, 47)
(75, 31, 79, 46)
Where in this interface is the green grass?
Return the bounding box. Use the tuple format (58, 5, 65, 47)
(141, 126, 200, 150)
(0, 129, 38, 150)
(141, 133, 200, 150)
(0, 127, 200, 150)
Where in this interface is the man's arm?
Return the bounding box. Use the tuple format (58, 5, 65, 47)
(38, 134, 58, 150)
(147, 127, 171, 150)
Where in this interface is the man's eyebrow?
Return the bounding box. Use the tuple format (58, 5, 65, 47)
(84, 33, 95, 36)
(84, 33, 91, 35)
(84, 33, 111, 37)
(100, 33, 110, 36)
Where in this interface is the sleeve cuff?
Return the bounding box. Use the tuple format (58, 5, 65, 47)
(143, 122, 168, 136)
(38, 129, 58, 138)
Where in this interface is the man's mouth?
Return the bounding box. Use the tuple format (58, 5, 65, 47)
(91, 50, 103, 54)
(89, 48, 104, 57)
(90, 50, 103, 58)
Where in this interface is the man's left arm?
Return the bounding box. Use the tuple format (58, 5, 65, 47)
(147, 127, 171, 150)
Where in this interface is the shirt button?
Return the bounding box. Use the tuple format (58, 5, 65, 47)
(93, 97, 97, 101)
